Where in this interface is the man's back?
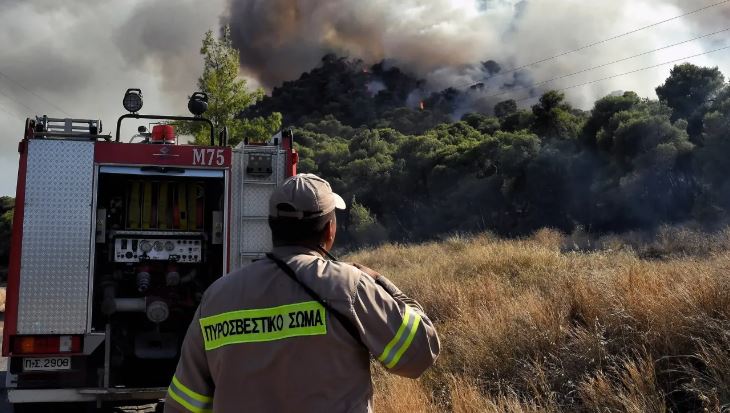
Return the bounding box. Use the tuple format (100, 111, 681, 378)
(166, 246, 440, 413)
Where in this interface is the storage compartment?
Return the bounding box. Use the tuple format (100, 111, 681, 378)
(90, 168, 225, 387)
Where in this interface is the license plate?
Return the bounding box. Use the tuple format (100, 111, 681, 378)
(22, 357, 71, 371)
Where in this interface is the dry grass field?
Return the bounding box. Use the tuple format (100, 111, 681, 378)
(348, 228, 730, 412)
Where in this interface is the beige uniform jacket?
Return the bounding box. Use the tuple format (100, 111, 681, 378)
(165, 246, 440, 413)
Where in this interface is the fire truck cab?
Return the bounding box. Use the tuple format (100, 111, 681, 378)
(2, 90, 297, 410)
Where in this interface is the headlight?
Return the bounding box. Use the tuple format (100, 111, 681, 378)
(123, 88, 143, 113)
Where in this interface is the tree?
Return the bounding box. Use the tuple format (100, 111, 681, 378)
(348, 199, 388, 245)
(500, 108, 534, 132)
(655, 63, 724, 143)
(201, 52, 730, 242)
(343, 129, 398, 210)
(531, 90, 582, 140)
(461, 113, 500, 135)
(494, 99, 518, 119)
(375, 107, 451, 135)
(694, 84, 730, 221)
(582, 91, 641, 148)
(181, 26, 281, 146)
(590, 100, 695, 229)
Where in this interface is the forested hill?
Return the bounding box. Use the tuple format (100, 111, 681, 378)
(245, 57, 730, 246)
(1, 60, 728, 252)
(242, 54, 458, 133)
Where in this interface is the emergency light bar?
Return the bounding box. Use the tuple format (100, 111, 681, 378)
(151, 124, 176, 144)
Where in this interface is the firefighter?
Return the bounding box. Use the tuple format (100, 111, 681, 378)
(165, 173, 440, 413)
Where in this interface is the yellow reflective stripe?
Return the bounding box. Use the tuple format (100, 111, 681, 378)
(378, 306, 413, 363)
(172, 376, 213, 403)
(199, 301, 327, 351)
(385, 312, 421, 369)
(168, 388, 212, 413)
(167, 378, 212, 413)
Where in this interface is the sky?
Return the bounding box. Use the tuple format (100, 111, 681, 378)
(0, 0, 728, 196)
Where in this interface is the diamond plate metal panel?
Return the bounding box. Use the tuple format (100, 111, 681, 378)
(242, 185, 275, 217)
(230, 151, 243, 270)
(18, 140, 94, 334)
(273, 150, 285, 184)
(240, 220, 273, 253)
(230, 147, 287, 270)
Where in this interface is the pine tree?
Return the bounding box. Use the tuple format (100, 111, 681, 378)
(180, 26, 281, 146)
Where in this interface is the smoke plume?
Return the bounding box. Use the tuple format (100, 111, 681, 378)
(224, 0, 730, 108)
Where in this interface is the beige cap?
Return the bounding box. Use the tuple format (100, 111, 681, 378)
(269, 173, 346, 219)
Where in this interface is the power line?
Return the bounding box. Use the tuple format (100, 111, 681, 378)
(455, 0, 730, 89)
(514, 44, 730, 103)
(0, 68, 71, 117)
(0, 91, 29, 123)
(482, 26, 730, 101)
(0, 86, 35, 114)
(503, 0, 730, 76)
(532, 27, 730, 87)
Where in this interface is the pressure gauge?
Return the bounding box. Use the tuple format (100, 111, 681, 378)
(154, 241, 163, 251)
(165, 241, 175, 251)
(140, 240, 152, 253)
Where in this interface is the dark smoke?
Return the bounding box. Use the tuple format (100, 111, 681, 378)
(224, 0, 513, 89)
(224, 0, 730, 109)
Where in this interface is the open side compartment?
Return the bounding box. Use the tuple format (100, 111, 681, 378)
(90, 166, 226, 388)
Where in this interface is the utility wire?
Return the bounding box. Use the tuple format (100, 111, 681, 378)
(0, 68, 71, 117)
(481, 26, 730, 100)
(0, 102, 25, 122)
(514, 44, 730, 103)
(504, 0, 730, 75)
(455, 0, 730, 89)
(0, 86, 35, 114)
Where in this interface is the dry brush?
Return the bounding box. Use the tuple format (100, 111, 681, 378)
(349, 229, 730, 412)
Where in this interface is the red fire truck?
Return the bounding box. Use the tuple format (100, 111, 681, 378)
(2, 89, 297, 411)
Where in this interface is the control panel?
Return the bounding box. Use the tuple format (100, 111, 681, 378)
(112, 232, 204, 263)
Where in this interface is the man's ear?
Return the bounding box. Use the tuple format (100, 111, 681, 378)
(321, 218, 336, 249)
(327, 218, 336, 240)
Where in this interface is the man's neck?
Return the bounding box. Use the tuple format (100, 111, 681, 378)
(271, 243, 337, 261)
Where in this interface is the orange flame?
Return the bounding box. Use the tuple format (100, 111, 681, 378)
(419, 101, 425, 111)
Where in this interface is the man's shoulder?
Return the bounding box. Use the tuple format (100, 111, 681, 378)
(290, 255, 369, 299)
(202, 259, 269, 301)
(292, 255, 363, 281)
